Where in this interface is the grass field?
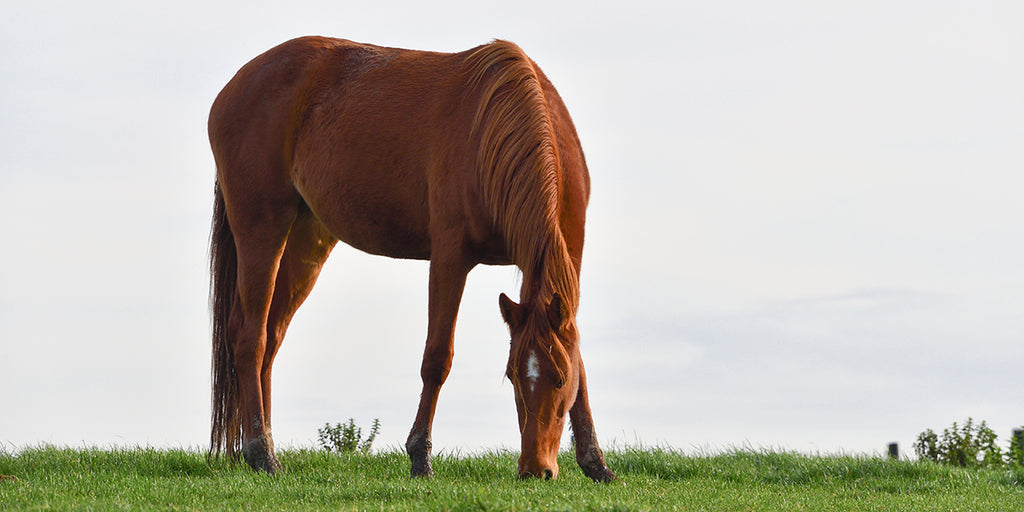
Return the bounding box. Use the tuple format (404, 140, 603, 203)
(2, 446, 1023, 511)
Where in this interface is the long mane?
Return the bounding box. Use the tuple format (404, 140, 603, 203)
(465, 40, 580, 315)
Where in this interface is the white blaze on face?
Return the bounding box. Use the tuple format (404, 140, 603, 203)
(525, 351, 540, 394)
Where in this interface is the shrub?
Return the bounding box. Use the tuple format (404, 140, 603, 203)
(318, 418, 381, 454)
(914, 418, 1007, 468)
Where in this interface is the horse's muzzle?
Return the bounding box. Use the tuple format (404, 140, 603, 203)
(518, 461, 559, 480)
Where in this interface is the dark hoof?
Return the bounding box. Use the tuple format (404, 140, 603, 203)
(410, 460, 434, 478)
(578, 456, 616, 483)
(243, 435, 282, 474)
(406, 433, 433, 478)
(577, 445, 616, 483)
(583, 464, 616, 483)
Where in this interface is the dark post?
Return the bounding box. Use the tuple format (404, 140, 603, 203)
(887, 442, 899, 459)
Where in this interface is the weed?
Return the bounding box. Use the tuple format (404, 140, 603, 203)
(317, 418, 381, 454)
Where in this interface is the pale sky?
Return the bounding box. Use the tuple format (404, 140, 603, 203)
(2, 0, 1022, 458)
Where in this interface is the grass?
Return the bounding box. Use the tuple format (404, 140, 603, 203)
(2, 446, 1023, 511)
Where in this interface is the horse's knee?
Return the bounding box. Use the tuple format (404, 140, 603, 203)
(419, 350, 452, 385)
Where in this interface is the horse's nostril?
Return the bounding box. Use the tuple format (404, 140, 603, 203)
(543, 468, 554, 480)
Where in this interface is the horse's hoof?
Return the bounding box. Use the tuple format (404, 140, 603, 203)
(581, 461, 616, 483)
(242, 435, 282, 474)
(410, 460, 434, 478)
(406, 433, 433, 478)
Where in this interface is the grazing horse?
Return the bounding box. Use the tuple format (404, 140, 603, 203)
(207, 36, 614, 481)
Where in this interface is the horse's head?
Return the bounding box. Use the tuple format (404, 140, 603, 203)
(499, 292, 579, 479)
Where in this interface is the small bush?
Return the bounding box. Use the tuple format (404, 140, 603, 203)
(914, 418, 1013, 468)
(318, 418, 380, 454)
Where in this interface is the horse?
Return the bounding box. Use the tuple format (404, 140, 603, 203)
(207, 36, 614, 482)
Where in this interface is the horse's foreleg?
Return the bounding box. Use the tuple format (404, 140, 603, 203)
(406, 253, 470, 478)
(569, 359, 616, 482)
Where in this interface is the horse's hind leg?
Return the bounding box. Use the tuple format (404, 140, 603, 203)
(226, 199, 298, 473)
(262, 209, 336, 430)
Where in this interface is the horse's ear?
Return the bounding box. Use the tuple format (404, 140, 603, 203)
(546, 293, 570, 332)
(499, 293, 522, 328)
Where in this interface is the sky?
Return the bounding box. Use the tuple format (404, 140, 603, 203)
(1, 0, 1022, 460)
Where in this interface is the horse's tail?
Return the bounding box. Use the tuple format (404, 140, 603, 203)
(209, 181, 242, 461)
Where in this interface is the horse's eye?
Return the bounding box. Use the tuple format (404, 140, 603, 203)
(554, 379, 564, 389)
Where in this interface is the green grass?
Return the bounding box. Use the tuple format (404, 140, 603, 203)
(2, 446, 1022, 511)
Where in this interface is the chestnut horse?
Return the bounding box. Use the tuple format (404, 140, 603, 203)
(207, 36, 613, 481)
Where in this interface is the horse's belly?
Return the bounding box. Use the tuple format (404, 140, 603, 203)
(320, 197, 431, 260)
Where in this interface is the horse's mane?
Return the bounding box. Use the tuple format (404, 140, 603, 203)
(465, 40, 579, 317)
